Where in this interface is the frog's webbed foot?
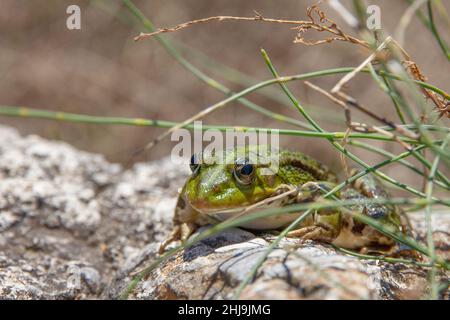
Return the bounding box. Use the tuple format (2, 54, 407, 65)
(390, 243, 422, 259)
(358, 242, 422, 260)
(359, 245, 396, 256)
(159, 190, 202, 254)
(288, 225, 336, 242)
(159, 225, 181, 254)
(287, 181, 341, 244)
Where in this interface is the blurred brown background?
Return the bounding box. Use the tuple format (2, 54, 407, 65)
(0, 0, 449, 194)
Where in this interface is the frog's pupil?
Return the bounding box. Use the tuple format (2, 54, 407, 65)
(190, 154, 200, 173)
(241, 164, 254, 176)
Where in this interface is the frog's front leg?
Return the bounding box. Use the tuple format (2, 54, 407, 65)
(287, 181, 341, 243)
(159, 187, 209, 254)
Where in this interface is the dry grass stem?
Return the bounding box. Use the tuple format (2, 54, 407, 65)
(293, 5, 368, 48)
(336, 91, 420, 140)
(390, 39, 449, 119)
(134, 13, 313, 41)
(305, 80, 415, 151)
(331, 36, 393, 94)
(134, 6, 369, 49)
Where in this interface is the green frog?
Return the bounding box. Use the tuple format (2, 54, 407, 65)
(160, 146, 412, 255)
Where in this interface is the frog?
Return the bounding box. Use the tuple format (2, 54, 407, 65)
(159, 146, 413, 256)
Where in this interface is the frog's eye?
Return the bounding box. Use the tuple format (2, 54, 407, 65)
(234, 158, 255, 185)
(190, 153, 201, 174)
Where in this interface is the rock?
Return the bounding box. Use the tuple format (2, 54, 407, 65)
(0, 125, 448, 300)
(0, 127, 120, 299)
(121, 217, 448, 300)
(0, 126, 186, 299)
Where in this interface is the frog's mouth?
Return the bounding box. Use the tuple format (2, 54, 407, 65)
(193, 206, 246, 216)
(189, 189, 295, 216)
(195, 200, 300, 230)
(188, 186, 299, 229)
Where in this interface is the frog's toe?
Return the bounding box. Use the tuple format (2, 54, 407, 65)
(358, 243, 422, 259)
(159, 225, 181, 254)
(180, 222, 197, 242)
(288, 226, 315, 238)
(359, 245, 392, 256)
(391, 243, 423, 260)
(288, 225, 336, 243)
(158, 222, 199, 254)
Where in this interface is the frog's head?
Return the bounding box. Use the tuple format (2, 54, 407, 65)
(184, 148, 284, 215)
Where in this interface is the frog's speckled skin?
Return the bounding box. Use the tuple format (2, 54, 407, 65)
(160, 147, 410, 255)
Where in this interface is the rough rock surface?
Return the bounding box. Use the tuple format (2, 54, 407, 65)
(0, 125, 448, 300)
(120, 214, 449, 300)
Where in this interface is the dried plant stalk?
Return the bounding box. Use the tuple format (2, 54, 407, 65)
(134, 8, 369, 48)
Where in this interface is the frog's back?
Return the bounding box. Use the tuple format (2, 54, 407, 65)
(278, 149, 337, 186)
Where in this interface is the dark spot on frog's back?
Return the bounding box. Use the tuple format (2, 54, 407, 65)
(280, 150, 336, 182)
(341, 219, 349, 229)
(351, 220, 365, 235)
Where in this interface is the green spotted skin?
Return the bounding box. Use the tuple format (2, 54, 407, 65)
(278, 150, 337, 183)
(167, 146, 408, 254)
